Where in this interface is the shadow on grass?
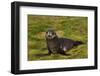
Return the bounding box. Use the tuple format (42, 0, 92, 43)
(32, 53, 71, 57)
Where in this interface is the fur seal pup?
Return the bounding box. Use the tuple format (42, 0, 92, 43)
(45, 29, 83, 55)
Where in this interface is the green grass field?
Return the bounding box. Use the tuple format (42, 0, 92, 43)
(28, 15, 88, 61)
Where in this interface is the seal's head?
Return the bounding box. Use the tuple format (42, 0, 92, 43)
(46, 29, 57, 39)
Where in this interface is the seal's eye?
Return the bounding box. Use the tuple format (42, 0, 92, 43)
(52, 32, 56, 35)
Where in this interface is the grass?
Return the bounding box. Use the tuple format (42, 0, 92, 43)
(28, 15, 88, 61)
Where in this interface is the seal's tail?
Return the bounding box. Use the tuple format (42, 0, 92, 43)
(74, 41, 83, 46)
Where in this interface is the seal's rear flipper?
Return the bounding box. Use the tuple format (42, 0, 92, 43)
(74, 41, 83, 46)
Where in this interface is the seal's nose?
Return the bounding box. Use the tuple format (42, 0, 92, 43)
(48, 35, 51, 37)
